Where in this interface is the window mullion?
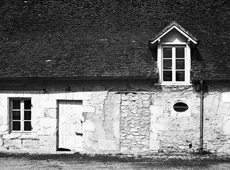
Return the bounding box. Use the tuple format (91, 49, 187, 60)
(21, 100, 24, 132)
(10, 100, 13, 132)
(184, 47, 187, 82)
(172, 47, 176, 82)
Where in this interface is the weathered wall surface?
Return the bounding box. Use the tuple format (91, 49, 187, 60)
(148, 81, 230, 154)
(119, 85, 200, 154)
(149, 85, 200, 153)
(0, 80, 122, 153)
(202, 81, 230, 153)
(0, 80, 230, 154)
(120, 92, 151, 153)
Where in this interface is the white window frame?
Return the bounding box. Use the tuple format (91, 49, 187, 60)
(157, 40, 191, 85)
(9, 98, 32, 133)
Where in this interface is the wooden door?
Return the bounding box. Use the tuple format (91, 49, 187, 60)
(58, 100, 83, 151)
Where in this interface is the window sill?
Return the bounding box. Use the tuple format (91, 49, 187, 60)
(154, 83, 192, 86)
(3, 133, 38, 140)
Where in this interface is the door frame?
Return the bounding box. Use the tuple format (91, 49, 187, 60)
(56, 100, 83, 151)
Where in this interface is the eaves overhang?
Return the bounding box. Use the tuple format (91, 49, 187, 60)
(192, 77, 230, 82)
(0, 76, 159, 81)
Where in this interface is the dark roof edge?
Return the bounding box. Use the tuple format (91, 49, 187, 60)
(192, 78, 230, 81)
(0, 76, 159, 81)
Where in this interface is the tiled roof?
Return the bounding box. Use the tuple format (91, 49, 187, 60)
(0, 33, 157, 79)
(0, 1, 229, 80)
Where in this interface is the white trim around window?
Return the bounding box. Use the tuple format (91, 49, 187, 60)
(157, 41, 191, 85)
(9, 98, 32, 133)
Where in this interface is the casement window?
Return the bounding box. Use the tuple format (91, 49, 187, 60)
(150, 22, 198, 85)
(10, 99, 32, 132)
(157, 43, 191, 85)
(162, 46, 186, 82)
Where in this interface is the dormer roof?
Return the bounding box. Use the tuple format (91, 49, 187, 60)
(150, 21, 198, 46)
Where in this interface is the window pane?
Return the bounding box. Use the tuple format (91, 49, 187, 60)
(163, 48, 172, 58)
(13, 100, 20, 109)
(163, 71, 172, 81)
(13, 111, 20, 120)
(163, 59, 172, 69)
(24, 121, 32, 131)
(24, 100, 31, 109)
(13, 121, 20, 131)
(176, 48, 185, 58)
(24, 111, 31, 120)
(176, 71, 185, 81)
(176, 59, 185, 69)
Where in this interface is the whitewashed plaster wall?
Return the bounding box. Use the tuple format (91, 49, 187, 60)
(0, 80, 230, 154)
(149, 85, 200, 153)
(148, 81, 230, 153)
(202, 81, 230, 153)
(0, 80, 122, 153)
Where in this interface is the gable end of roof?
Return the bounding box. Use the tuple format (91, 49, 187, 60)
(150, 21, 198, 45)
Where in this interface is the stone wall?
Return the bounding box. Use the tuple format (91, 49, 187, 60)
(0, 80, 230, 154)
(150, 85, 200, 153)
(148, 81, 230, 154)
(0, 80, 123, 153)
(119, 85, 201, 154)
(202, 81, 230, 153)
(120, 92, 151, 153)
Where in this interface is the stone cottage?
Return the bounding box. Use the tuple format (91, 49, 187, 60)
(0, 1, 230, 154)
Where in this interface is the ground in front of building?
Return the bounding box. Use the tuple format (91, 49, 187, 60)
(1, 152, 230, 170)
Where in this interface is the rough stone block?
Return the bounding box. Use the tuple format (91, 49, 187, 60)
(141, 139, 149, 146)
(140, 147, 149, 152)
(121, 113, 128, 117)
(131, 108, 137, 114)
(4, 139, 22, 148)
(39, 127, 56, 136)
(3, 134, 21, 139)
(82, 120, 95, 131)
(120, 146, 129, 152)
(20, 134, 38, 140)
(131, 97, 138, 101)
(223, 118, 230, 135)
(0, 116, 4, 125)
(98, 139, 118, 151)
(91, 92, 108, 103)
(39, 136, 56, 149)
(22, 139, 39, 149)
(217, 145, 230, 153)
(122, 101, 130, 105)
(83, 106, 95, 113)
(39, 144, 56, 153)
(149, 141, 160, 151)
(0, 125, 8, 132)
(83, 100, 90, 106)
(113, 120, 120, 139)
(40, 118, 57, 128)
(221, 93, 230, 103)
(130, 147, 141, 152)
(137, 103, 143, 108)
(143, 102, 150, 108)
(47, 108, 57, 118)
(0, 138, 3, 146)
(127, 135, 134, 140)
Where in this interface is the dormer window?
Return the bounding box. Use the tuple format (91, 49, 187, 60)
(150, 22, 198, 85)
(162, 46, 186, 82)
